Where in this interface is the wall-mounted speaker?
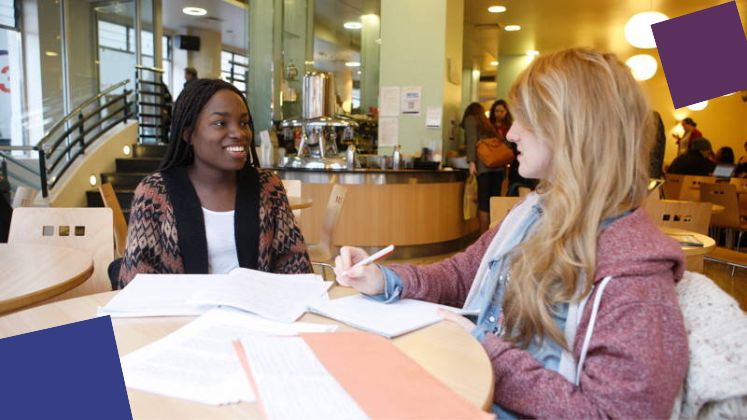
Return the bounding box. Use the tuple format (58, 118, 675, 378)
(175, 35, 200, 51)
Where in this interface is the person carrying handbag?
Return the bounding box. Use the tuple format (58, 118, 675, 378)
(463, 102, 511, 233)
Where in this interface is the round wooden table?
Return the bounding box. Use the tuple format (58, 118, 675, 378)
(0, 287, 494, 418)
(288, 196, 313, 210)
(0, 243, 94, 314)
(661, 227, 716, 272)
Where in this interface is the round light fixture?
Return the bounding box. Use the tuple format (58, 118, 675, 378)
(504, 25, 521, 32)
(123, 145, 131, 156)
(490, 60, 499, 66)
(624, 11, 668, 49)
(625, 54, 657, 81)
(345, 61, 361, 67)
(182, 7, 207, 16)
(89, 175, 98, 186)
(527, 50, 539, 57)
(488, 5, 507, 13)
(343, 21, 363, 29)
(686, 101, 708, 111)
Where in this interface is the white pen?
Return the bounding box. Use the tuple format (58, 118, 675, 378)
(346, 244, 395, 273)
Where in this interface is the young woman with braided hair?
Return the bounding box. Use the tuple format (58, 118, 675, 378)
(117, 79, 311, 287)
(334, 49, 688, 418)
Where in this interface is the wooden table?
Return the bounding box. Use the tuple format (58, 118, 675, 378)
(0, 243, 94, 314)
(0, 287, 494, 418)
(288, 196, 313, 210)
(661, 227, 716, 272)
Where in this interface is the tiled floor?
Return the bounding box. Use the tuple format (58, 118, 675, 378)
(381, 252, 747, 311)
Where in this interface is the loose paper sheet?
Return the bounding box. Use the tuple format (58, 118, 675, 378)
(237, 336, 367, 420)
(378, 117, 399, 147)
(189, 268, 331, 323)
(309, 295, 471, 338)
(426, 106, 442, 127)
(379, 86, 401, 116)
(121, 308, 336, 405)
(401, 86, 422, 115)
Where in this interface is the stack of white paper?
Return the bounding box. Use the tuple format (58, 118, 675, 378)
(309, 295, 473, 338)
(100, 269, 331, 322)
(238, 336, 368, 419)
(121, 308, 337, 405)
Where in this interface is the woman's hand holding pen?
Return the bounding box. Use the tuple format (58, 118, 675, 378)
(334, 246, 385, 296)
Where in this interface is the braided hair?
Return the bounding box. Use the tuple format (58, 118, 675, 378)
(159, 79, 260, 171)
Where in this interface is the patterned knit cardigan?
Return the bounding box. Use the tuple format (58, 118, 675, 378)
(117, 167, 311, 288)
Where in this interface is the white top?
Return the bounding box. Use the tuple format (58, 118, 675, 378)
(202, 208, 239, 274)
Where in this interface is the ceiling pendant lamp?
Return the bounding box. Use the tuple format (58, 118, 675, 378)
(624, 11, 669, 49)
(625, 54, 658, 81)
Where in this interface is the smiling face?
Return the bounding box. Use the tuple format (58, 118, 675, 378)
(506, 119, 552, 180)
(185, 89, 252, 174)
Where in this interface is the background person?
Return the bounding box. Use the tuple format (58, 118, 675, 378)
(117, 79, 311, 288)
(668, 137, 717, 176)
(462, 102, 504, 233)
(183, 67, 198, 87)
(672, 117, 702, 156)
(334, 48, 687, 418)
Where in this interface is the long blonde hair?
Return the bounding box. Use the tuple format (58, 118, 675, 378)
(503, 48, 654, 349)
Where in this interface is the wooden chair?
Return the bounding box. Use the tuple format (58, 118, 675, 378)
(282, 179, 302, 219)
(705, 247, 747, 277)
(307, 185, 347, 279)
(11, 186, 39, 208)
(8, 207, 114, 298)
(699, 183, 747, 249)
(663, 174, 684, 200)
(518, 187, 531, 198)
(489, 197, 521, 228)
(644, 199, 712, 235)
(98, 183, 128, 257)
(679, 175, 716, 202)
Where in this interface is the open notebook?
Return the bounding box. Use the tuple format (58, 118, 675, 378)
(99, 268, 331, 322)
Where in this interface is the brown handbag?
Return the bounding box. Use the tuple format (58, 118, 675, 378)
(476, 138, 514, 168)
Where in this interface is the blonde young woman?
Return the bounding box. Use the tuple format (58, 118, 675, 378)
(334, 48, 688, 418)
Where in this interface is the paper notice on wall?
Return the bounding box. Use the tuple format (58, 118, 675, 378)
(425, 107, 442, 128)
(378, 117, 399, 147)
(379, 86, 401, 117)
(400, 86, 422, 115)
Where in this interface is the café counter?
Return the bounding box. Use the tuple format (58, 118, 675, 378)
(273, 167, 479, 258)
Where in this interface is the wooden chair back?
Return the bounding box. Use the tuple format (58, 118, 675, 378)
(663, 174, 684, 200)
(517, 187, 531, 198)
(282, 179, 302, 219)
(680, 175, 716, 202)
(307, 184, 347, 262)
(11, 186, 39, 208)
(8, 207, 114, 298)
(644, 199, 712, 235)
(729, 178, 747, 194)
(98, 183, 128, 257)
(699, 183, 741, 229)
(490, 197, 521, 228)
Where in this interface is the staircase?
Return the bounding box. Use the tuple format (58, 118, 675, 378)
(86, 143, 167, 221)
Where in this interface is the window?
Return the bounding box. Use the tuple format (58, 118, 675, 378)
(221, 50, 247, 94)
(0, 0, 17, 29)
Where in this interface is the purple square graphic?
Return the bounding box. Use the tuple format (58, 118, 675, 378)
(652, 1, 747, 108)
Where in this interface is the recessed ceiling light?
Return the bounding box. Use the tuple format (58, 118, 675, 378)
(182, 7, 207, 16)
(624, 11, 668, 49)
(343, 21, 363, 29)
(625, 54, 657, 81)
(527, 50, 539, 56)
(490, 60, 499, 66)
(488, 5, 506, 13)
(45, 51, 58, 57)
(345, 61, 361, 67)
(504, 25, 521, 32)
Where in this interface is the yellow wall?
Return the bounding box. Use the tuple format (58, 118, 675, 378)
(51, 121, 138, 208)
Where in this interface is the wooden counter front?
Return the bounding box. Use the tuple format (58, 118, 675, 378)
(295, 181, 479, 250)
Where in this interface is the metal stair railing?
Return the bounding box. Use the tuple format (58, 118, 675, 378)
(136, 65, 172, 144)
(1, 79, 134, 198)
